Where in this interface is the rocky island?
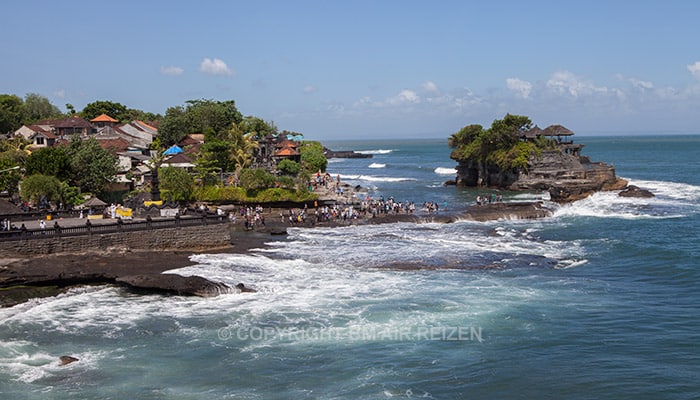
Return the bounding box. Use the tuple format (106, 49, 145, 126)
(449, 114, 627, 202)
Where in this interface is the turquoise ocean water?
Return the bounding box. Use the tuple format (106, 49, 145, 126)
(1, 135, 698, 399)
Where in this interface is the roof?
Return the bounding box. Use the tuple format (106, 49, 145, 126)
(134, 120, 158, 132)
(179, 134, 204, 146)
(91, 114, 118, 123)
(275, 138, 298, 148)
(0, 198, 22, 214)
(53, 116, 93, 129)
(83, 196, 107, 207)
(543, 124, 574, 136)
(96, 137, 131, 153)
(29, 130, 57, 139)
(162, 153, 195, 168)
(522, 125, 544, 139)
(274, 147, 301, 157)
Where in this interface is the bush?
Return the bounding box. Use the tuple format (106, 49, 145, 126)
(277, 159, 301, 176)
(158, 167, 195, 201)
(239, 168, 276, 191)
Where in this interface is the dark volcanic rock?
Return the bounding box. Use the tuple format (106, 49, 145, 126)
(462, 202, 552, 221)
(116, 274, 230, 297)
(323, 148, 372, 159)
(619, 185, 654, 198)
(59, 356, 79, 366)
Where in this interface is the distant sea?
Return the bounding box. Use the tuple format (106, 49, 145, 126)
(1, 135, 699, 399)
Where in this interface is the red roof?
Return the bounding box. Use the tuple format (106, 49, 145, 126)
(274, 147, 300, 157)
(91, 114, 118, 123)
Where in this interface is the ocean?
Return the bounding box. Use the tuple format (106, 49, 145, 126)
(1, 135, 699, 399)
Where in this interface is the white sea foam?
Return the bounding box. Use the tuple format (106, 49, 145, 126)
(356, 149, 393, 155)
(0, 339, 108, 383)
(434, 167, 457, 175)
(368, 163, 386, 169)
(553, 182, 693, 220)
(340, 174, 417, 182)
(624, 178, 700, 203)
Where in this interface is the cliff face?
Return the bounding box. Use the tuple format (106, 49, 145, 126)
(455, 150, 624, 202)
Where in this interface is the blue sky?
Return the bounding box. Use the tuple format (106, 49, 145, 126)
(3, 0, 700, 139)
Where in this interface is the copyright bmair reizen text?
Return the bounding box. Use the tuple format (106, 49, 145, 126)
(217, 326, 483, 342)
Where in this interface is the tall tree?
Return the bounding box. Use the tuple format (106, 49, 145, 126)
(80, 100, 128, 121)
(20, 174, 62, 208)
(0, 94, 24, 134)
(65, 135, 118, 194)
(24, 147, 72, 181)
(23, 93, 62, 122)
(158, 166, 194, 201)
(158, 99, 243, 147)
(239, 116, 277, 139)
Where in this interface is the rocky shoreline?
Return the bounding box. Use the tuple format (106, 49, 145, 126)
(0, 201, 553, 307)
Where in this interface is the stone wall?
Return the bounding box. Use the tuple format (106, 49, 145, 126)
(0, 223, 233, 257)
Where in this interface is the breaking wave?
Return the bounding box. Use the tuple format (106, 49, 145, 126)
(356, 149, 393, 155)
(434, 167, 457, 175)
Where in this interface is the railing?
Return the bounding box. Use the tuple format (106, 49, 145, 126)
(0, 214, 229, 242)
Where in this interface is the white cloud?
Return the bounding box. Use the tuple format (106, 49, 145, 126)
(388, 89, 420, 105)
(161, 66, 184, 76)
(53, 89, 65, 99)
(615, 74, 653, 90)
(546, 70, 608, 97)
(506, 78, 533, 98)
(422, 81, 438, 92)
(303, 85, 317, 94)
(687, 61, 700, 79)
(199, 58, 233, 76)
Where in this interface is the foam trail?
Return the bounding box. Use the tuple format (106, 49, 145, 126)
(368, 163, 386, 169)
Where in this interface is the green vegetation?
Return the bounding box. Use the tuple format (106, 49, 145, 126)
(1, 91, 329, 208)
(158, 99, 243, 147)
(299, 140, 328, 173)
(159, 166, 195, 202)
(64, 136, 119, 195)
(449, 114, 542, 172)
(193, 184, 317, 204)
(19, 174, 62, 207)
(80, 100, 160, 123)
(277, 159, 301, 176)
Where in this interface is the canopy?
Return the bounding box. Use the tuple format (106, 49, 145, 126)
(163, 145, 183, 155)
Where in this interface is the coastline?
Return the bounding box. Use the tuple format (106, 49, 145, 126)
(0, 201, 552, 307)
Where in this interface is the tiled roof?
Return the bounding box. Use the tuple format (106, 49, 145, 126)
(274, 147, 300, 157)
(53, 116, 93, 129)
(91, 114, 118, 123)
(96, 137, 131, 153)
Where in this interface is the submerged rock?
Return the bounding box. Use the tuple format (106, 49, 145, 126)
(116, 274, 230, 297)
(236, 283, 257, 293)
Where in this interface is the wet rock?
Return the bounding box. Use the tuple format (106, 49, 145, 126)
(236, 283, 257, 293)
(59, 356, 79, 366)
(619, 185, 654, 198)
(116, 274, 230, 297)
